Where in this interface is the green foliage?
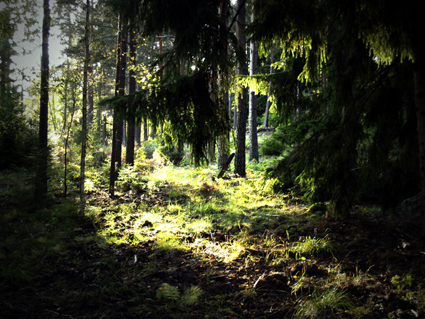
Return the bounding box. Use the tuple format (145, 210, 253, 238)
(157, 283, 180, 301)
(181, 286, 203, 305)
(259, 127, 289, 156)
(157, 145, 185, 166)
(260, 52, 418, 217)
(156, 283, 202, 306)
(116, 164, 144, 192)
(139, 140, 158, 159)
(0, 261, 33, 284)
(0, 92, 38, 170)
(392, 274, 413, 291)
(258, 177, 286, 194)
(245, 0, 422, 218)
(100, 0, 238, 167)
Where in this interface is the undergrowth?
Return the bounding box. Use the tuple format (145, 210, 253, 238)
(1, 160, 425, 318)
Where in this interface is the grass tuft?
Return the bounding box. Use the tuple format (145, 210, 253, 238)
(294, 288, 355, 318)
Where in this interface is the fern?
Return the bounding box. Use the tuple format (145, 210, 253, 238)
(156, 283, 203, 306)
(156, 283, 180, 301)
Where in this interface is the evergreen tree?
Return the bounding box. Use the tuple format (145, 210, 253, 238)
(248, 0, 421, 221)
(103, 0, 236, 166)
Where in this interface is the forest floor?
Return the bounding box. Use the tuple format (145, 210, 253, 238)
(1, 164, 425, 319)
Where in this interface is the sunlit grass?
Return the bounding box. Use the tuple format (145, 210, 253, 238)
(184, 218, 214, 235)
(292, 236, 335, 258)
(199, 238, 246, 263)
(151, 233, 187, 257)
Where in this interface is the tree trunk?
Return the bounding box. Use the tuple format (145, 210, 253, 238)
(87, 17, 94, 126)
(248, 10, 259, 163)
(110, 15, 123, 196)
(97, 80, 102, 134)
(64, 81, 77, 198)
(263, 44, 274, 128)
(79, 0, 90, 216)
(88, 65, 94, 125)
(62, 60, 69, 137)
(208, 139, 216, 163)
(218, 89, 230, 169)
(217, 0, 230, 170)
(413, 55, 425, 242)
(117, 15, 128, 160)
(151, 124, 156, 139)
(36, 0, 50, 207)
(218, 135, 230, 169)
(122, 121, 126, 147)
(102, 114, 107, 146)
(135, 125, 141, 146)
(143, 116, 148, 141)
(234, 0, 248, 177)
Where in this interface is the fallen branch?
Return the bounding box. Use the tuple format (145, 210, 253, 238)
(217, 153, 235, 179)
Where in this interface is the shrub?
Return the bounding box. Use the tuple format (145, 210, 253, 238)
(157, 145, 184, 166)
(141, 140, 159, 159)
(116, 164, 144, 191)
(259, 128, 288, 156)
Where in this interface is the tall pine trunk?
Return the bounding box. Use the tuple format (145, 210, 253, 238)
(218, 87, 231, 170)
(126, 28, 137, 165)
(248, 9, 259, 162)
(64, 82, 76, 198)
(87, 21, 94, 126)
(234, 0, 248, 177)
(263, 44, 274, 128)
(79, 0, 90, 215)
(117, 16, 128, 158)
(413, 54, 425, 242)
(143, 117, 148, 141)
(217, 0, 230, 170)
(62, 60, 69, 137)
(109, 15, 122, 196)
(36, 0, 50, 207)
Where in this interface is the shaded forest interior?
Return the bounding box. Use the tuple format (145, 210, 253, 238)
(2, 0, 425, 318)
